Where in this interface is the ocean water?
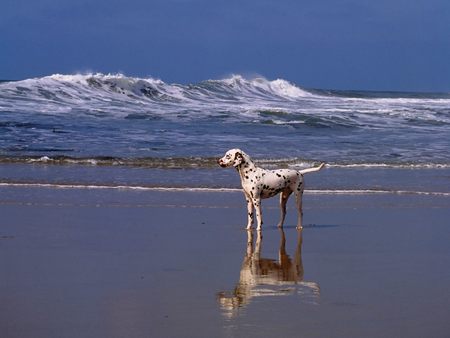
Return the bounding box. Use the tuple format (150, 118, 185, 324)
(1, 73, 449, 193)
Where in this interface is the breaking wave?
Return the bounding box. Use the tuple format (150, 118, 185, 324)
(1, 73, 449, 129)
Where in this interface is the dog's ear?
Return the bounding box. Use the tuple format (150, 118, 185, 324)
(232, 151, 243, 167)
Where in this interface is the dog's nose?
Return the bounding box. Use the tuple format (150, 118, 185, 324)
(217, 158, 227, 167)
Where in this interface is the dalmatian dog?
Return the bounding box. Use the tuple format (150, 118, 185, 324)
(218, 149, 325, 230)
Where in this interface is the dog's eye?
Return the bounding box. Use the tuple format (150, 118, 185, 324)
(226, 155, 231, 159)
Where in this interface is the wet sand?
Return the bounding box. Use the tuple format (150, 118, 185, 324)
(1, 186, 450, 338)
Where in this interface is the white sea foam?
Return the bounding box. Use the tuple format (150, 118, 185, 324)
(27, 156, 52, 163)
(268, 79, 312, 98)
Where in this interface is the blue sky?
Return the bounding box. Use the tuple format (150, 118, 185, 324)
(1, 0, 449, 91)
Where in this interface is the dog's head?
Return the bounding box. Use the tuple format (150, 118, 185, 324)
(217, 149, 246, 168)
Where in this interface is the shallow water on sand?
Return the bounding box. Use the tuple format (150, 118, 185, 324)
(1, 188, 449, 338)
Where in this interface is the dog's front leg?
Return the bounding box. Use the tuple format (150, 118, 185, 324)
(245, 194, 254, 229)
(252, 197, 263, 230)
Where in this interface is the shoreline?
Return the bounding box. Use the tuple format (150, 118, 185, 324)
(1, 154, 450, 169)
(1, 163, 450, 195)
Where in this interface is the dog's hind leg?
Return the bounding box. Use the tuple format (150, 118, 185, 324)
(295, 190, 304, 229)
(277, 189, 292, 228)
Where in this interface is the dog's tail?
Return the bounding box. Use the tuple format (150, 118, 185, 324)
(299, 163, 325, 175)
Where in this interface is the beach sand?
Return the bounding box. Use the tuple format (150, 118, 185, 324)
(1, 186, 450, 338)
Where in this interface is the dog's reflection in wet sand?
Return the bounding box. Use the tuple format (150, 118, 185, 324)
(218, 229, 320, 317)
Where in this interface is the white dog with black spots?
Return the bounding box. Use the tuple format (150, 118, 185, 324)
(218, 149, 325, 230)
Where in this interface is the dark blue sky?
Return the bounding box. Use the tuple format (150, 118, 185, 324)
(1, 0, 449, 91)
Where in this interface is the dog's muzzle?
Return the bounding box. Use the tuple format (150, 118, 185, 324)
(217, 158, 227, 167)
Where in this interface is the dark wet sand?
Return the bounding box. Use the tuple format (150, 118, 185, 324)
(1, 186, 450, 338)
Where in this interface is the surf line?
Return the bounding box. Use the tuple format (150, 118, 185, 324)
(1, 182, 449, 196)
(0, 182, 239, 193)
